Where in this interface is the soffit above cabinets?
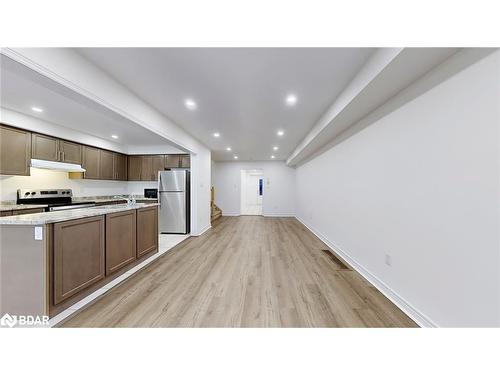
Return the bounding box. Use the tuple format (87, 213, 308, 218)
(0, 54, 184, 152)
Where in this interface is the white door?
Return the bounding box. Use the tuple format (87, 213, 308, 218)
(241, 170, 263, 215)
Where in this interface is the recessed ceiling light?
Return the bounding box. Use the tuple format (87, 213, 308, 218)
(233, 155, 238, 159)
(226, 147, 232, 151)
(277, 130, 285, 137)
(111, 135, 119, 139)
(273, 146, 279, 151)
(184, 98, 197, 110)
(271, 155, 275, 159)
(31, 106, 43, 113)
(213, 132, 220, 138)
(285, 94, 297, 106)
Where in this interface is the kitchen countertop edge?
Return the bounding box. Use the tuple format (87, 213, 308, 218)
(0, 203, 159, 225)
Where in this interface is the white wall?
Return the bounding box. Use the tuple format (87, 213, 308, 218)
(1, 168, 124, 200)
(4, 48, 212, 235)
(212, 161, 295, 216)
(295, 50, 500, 327)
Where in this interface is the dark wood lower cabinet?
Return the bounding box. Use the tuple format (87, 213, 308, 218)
(137, 206, 158, 258)
(106, 210, 137, 275)
(49, 207, 159, 314)
(53, 216, 105, 305)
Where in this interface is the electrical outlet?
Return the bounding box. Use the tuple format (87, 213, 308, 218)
(385, 253, 392, 267)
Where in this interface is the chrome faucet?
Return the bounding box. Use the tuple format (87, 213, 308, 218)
(113, 195, 136, 205)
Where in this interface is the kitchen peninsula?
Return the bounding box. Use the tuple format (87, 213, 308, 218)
(0, 203, 159, 319)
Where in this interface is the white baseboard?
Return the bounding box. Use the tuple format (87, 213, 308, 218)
(295, 215, 437, 328)
(194, 224, 211, 236)
(222, 212, 240, 217)
(263, 213, 296, 217)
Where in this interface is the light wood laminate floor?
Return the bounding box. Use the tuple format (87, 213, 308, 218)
(62, 216, 417, 327)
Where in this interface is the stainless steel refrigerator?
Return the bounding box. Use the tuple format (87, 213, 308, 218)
(158, 170, 190, 234)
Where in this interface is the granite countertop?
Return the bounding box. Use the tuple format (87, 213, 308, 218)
(0, 196, 156, 212)
(0, 203, 159, 225)
(0, 204, 48, 212)
(73, 196, 158, 203)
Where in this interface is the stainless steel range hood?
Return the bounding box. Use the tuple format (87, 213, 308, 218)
(30, 159, 86, 172)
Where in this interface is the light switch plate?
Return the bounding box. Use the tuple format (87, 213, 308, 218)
(34, 226, 43, 241)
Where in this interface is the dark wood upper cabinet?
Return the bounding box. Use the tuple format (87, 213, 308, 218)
(165, 154, 181, 168)
(137, 206, 158, 258)
(53, 216, 105, 305)
(0, 125, 31, 176)
(105, 210, 137, 275)
(59, 140, 82, 164)
(180, 155, 191, 168)
(113, 153, 128, 181)
(31, 133, 59, 162)
(141, 155, 153, 181)
(2, 125, 190, 180)
(151, 155, 165, 181)
(32, 133, 83, 164)
(82, 146, 100, 179)
(99, 149, 114, 180)
(128, 155, 142, 181)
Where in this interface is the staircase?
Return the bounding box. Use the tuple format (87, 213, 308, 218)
(211, 186, 222, 222)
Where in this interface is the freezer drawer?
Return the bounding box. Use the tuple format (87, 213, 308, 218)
(159, 191, 186, 233)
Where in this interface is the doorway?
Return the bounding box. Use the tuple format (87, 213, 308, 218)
(240, 169, 264, 215)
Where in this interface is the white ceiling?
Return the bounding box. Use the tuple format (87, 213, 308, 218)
(0, 55, 182, 150)
(76, 48, 375, 161)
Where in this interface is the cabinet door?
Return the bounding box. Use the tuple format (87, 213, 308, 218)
(106, 210, 137, 275)
(99, 149, 114, 180)
(82, 146, 100, 179)
(113, 153, 128, 180)
(0, 125, 31, 176)
(31, 133, 59, 161)
(59, 140, 82, 164)
(53, 216, 105, 304)
(180, 155, 191, 168)
(128, 155, 142, 181)
(151, 155, 165, 181)
(141, 155, 153, 181)
(165, 155, 181, 168)
(137, 206, 158, 258)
